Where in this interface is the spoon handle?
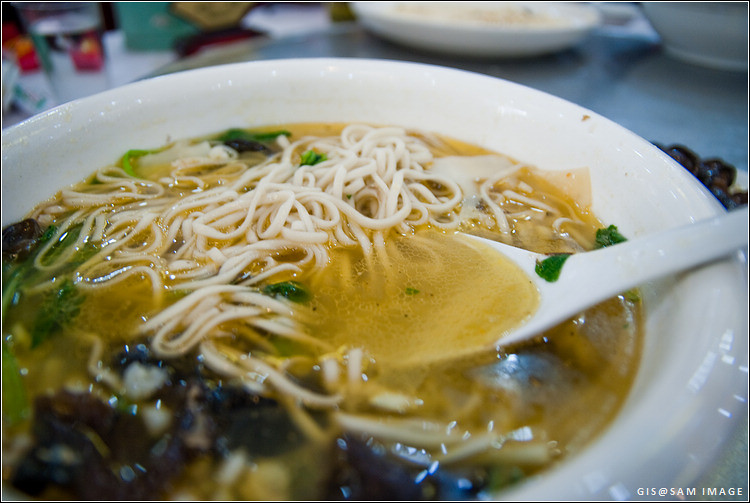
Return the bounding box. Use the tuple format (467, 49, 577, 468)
(565, 206, 747, 296)
(500, 207, 748, 348)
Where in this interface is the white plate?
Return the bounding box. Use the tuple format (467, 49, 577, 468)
(351, 1, 601, 57)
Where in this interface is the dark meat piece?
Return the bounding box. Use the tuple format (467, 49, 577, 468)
(9, 346, 310, 501)
(224, 138, 273, 154)
(11, 390, 190, 500)
(112, 342, 204, 381)
(324, 434, 482, 500)
(326, 435, 425, 500)
(113, 343, 153, 369)
(208, 384, 308, 457)
(2, 218, 44, 262)
(660, 145, 699, 176)
(111, 346, 306, 458)
(114, 346, 308, 456)
(656, 143, 748, 210)
(711, 185, 748, 210)
(695, 158, 736, 193)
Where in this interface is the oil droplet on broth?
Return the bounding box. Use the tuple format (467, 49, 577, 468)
(305, 230, 539, 366)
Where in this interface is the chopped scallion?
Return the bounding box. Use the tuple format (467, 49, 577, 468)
(300, 150, 327, 166)
(262, 281, 310, 303)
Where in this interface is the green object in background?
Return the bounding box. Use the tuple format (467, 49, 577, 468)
(327, 3, 356, 22)
(113, 3, 200, 51)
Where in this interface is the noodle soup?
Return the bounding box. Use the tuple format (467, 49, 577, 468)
(2, 124, 641, 500)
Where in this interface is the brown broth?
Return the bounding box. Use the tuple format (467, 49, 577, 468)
(1, 123, 642, 500)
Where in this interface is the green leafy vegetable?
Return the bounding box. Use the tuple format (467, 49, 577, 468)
(121, 148, 157, 177)
(262, 281, 310, 303)
(2, 224, 57, 316)
(2, 342, 28, 425)
(217, 128, 291, 143)
(533, 224, 628, 283)
(37, 225, 76, 267)
(38, 224, 58, 243)
(2, 265, 24, 320)
(1, 218, 91, 422)
(300, 150, 327, 166)
(3, 221, 94, 350)
(31, 279, 84, 348)
(485, 464, 526, 492)
(405, 287, 420, 295)
(535, 254, 571, 283)
(594, 225, 628, 249)
(34, 224, 99, 271)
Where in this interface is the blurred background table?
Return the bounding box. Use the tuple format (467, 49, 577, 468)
(156, 4, 750, 176)
(2, 3, 747, 497)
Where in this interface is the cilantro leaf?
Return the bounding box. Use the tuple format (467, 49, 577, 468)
(262, 281, 310, 303)
(535, 254, 571, 283)
(595, 225, 628, 249)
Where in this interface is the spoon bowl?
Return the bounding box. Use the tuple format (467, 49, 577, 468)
(465, 206, 749, 349)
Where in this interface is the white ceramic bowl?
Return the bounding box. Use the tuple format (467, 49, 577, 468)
(2, 59, 747, 500)
(642, 2, 748, 72)
(351, 1, 601, 58)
